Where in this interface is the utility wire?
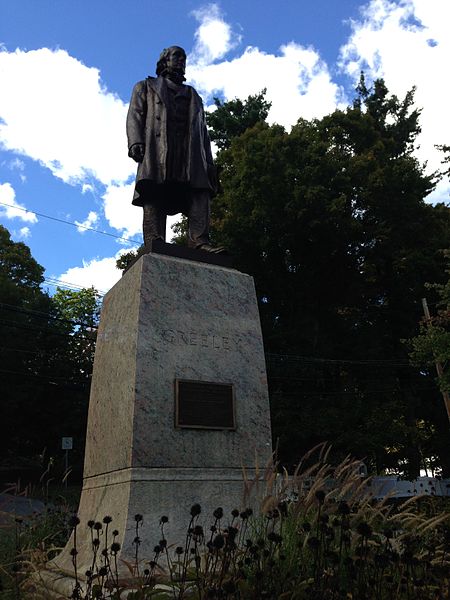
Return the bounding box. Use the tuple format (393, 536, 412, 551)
(44, 277, 107, 297)
(0, 368, 89, 387)
(266, 353, 412, 367)
(0, 201, 141, 246)
(0, 302, 425, 367)
(0, 302, 99, 329)
(0, 319, 97, 341)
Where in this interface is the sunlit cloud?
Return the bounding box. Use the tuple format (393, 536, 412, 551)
(188, 43, 343, 129)
(75, 210, 99, 233)
(18, 226, 31, 239)
(3, 157, 25, 172)
(0, 47, 134, 188)
(102, 182, 142, 241)
(54, 248, 134, 294)
(82, 183, 95, 194)
(339, 0, 450, 201)
(191, 3, 242, 64)
(0, 182, 37, 223)
(187, 5, 344, 129)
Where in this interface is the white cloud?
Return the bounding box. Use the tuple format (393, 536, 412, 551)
(82, 183, 94, 194)
(188, 43, 343, 129)
(55, 249, 133, 294)
(3, 157, 25, 172)
(191, 3, 241, 63)
(0, 182, 37, 222)
(18, 226, 31, 239)
(187, 5, 343, 129)
(0, 47, 134, 187)
(102, 182, 142, 241)
(75, 210, 98, 233)
(102, 182, 180, 242)
(339, 0, 450, 200)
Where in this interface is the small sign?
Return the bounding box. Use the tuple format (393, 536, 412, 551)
(61, 437, 73, 450)
(175, 379, 236, 430)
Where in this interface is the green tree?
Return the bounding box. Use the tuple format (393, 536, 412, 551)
(208, 79, 450, 476)
(51, 286, 100, 381)
(206, 89, 271, 150)
(410, 253, 450, 394)
(0, 225, 55, 466)
(0, 227, 98, 480)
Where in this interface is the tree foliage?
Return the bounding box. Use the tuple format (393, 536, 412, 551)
(207, 80, 450, 476)
(0, 226, 99, 480)
(206, 89, 271, 150)
(410, 252, 450, 394)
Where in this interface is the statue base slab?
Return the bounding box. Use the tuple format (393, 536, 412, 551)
(42, 251, 272, 590)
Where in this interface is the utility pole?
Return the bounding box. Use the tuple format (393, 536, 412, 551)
(422, 298, 450, 424)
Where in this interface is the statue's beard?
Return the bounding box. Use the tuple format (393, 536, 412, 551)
(163, 66, 186, 84)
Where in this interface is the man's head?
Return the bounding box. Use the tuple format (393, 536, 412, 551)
(156, 46, 186, 81)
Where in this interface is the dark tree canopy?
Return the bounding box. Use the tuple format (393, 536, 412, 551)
(0, 227, 100, 482)
(206, 89, 271, 150)
(207, 79, 450, 476)
(410, 252, 450, 395)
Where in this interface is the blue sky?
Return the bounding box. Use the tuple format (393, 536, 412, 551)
(1, 0, 449, 294)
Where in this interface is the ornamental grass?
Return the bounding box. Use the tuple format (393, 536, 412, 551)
(2, 445, 449, 599)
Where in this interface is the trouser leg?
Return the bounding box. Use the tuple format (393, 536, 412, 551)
(186, 190, 211, 248)
(142, 203, 167, 246)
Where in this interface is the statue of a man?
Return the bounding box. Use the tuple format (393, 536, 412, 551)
(127, 46, 223, 253)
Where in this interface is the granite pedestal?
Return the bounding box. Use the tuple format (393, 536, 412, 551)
(44, 251, 272, 591)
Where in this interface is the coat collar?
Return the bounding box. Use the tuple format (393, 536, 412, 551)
(146, 76, 201, 112)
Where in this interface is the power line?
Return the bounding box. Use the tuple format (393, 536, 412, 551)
(0, 319, 97, 341)
(0, 201, 141, 246)
(44, 277, 107, 297)
(266, 353, 412, 367)
(0, 368, 90, 388)
(0, 302, 99, 330)
(0, 304, 426, 367)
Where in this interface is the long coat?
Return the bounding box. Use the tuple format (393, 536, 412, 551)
(126, 76, 215, 207)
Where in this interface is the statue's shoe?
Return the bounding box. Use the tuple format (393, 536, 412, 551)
(197, 243, 228, 255)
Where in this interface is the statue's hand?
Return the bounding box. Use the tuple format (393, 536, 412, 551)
(129, 143, 145, 163)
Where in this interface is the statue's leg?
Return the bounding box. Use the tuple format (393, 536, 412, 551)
(142, 202, 167, 247)
(186, 190, 211, 249)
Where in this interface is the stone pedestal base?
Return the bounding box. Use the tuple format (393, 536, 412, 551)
(44, 252, 272, 587)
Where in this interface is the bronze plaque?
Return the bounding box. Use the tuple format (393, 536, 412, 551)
(175, 380, 235, 430)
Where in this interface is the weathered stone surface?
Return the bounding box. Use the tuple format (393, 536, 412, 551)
(47, 252, 272, 583)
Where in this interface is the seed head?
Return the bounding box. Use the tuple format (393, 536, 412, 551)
(356, 522, 372, 539)
(213, 507, 223, 520)
(213, 534, 225, 549)
(337, 501, 350, 515)
(68, 516, 80, 528)
(315, 490, 325, 505)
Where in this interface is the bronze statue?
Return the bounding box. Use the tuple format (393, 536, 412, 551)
(127, 46, 223, 253)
